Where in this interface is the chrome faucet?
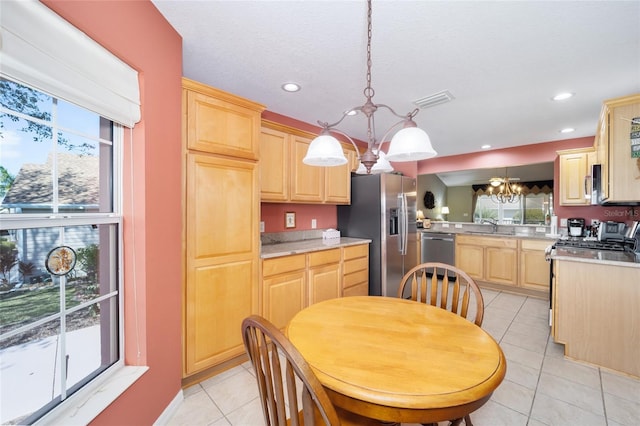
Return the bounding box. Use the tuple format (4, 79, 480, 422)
(481, 218, 498, 233)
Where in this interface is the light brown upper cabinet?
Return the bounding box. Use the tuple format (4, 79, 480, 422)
(260, 120, 355, 204)
(557, 147, 596, 206)
(184, 78, 262, 160)
(595, 94, 640, 204)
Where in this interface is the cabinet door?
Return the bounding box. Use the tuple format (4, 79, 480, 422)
(260, 127, 289, 201)
(185, 90, 261, 160)
(558, 150, 590, 205)
(608, 98, 640, 202)
(184, 153, 259, 375)
(455, 244, 484, 280)
(485, 247, 518, 285)
(308, 263, 342, 305)
(263, 271, 306, 330)
(290, 135, 324, 202)
(520, 240, 551, 291)
(324, 145, 352, 204)
(594, 104, 610, 200)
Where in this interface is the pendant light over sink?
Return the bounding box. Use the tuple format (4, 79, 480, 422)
(302, 0, 437, 174)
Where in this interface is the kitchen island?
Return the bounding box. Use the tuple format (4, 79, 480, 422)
(550, 247, 640, 378)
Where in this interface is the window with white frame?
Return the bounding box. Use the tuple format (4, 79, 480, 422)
(474, 192, 553, 225)
(0, 2, 140, 423)
(0, 77, 122, 425)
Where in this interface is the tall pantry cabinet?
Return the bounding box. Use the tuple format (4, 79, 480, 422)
(182, 78, 265, 379)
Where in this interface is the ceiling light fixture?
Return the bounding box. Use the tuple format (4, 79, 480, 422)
(552, 92, 574, 101)
(488, 169, 522, 204)
(282, 82, 301, 92)
(303, 0, 437, 174)
(481, 144, 492, 150)
(560, 127, 575, 133)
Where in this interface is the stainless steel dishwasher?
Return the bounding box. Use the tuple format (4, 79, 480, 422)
(420, 232, 456, 272)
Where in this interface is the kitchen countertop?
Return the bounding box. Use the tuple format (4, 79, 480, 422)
(261, 237, 372, 259)
(551, 247, 640, 268)
(420, 229, 556, 241)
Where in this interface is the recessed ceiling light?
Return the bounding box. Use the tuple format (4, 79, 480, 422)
(345, 109, 358, 116)
(552, 92, 574, 101)
(281, 82, 301, 92)
(481, 144, 491, 149)
(560, 127, 575, 133)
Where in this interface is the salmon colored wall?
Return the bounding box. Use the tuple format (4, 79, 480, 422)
(43, 1, 183, 424)
(261, 203, 337, 232)
(417, 137, 595, 174)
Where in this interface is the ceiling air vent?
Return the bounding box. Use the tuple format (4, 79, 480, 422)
(413, 90, 455, 109)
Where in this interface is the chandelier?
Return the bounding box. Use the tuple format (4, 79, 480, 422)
(488, 171, 522, 204)
(302, 0, 437, 174)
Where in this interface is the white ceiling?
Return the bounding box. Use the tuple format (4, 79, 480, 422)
(152, 0, 640, 177)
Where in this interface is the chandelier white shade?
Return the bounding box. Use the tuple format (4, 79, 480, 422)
(355, 150, 393, 174)
(303, 0, 437, 174)
(385, 126, 437, 162)
(302, 133, 348, 166)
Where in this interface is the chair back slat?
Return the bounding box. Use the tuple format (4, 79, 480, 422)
(398, 262, 484, 326)
(242, 315, 341, 426)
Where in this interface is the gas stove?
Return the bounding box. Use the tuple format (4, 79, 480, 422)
(553, 237, 627, 252)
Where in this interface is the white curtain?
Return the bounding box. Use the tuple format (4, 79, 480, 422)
(0, 0, 140, 127)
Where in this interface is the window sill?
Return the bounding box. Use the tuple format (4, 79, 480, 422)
(34, 365, 148, 425)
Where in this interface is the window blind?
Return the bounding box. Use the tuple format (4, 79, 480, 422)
(0, 1, 140, 127)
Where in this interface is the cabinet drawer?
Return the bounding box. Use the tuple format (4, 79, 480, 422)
(263, 254, 306, 277)
(344, 269, 369, 288)
(343, 257, 368, 275)
(308, 249, 341, 267)
(521, 239, 552, 251)
(343, 244, 369, 260)
(457, 235, 517, 248)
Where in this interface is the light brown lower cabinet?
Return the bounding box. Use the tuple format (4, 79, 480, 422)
(262, 254, 306, 330)
(307, 249, 342, 305)
(553, 259, 640, 377)
(261, 243, 370, 329)
(456, 235, 549, 297)
(342, 244, 369, 297)
(519, 239, 551, 291)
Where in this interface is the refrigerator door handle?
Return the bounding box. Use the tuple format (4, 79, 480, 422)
(399, 193, 408, 255)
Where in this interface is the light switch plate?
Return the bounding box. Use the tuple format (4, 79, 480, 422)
(311, 219, 317, 229)
(442, 223, 450, 228)
(455, 224, 463, 228)
(260, 221, 265, 233)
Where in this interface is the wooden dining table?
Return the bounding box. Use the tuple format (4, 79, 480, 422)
(286, 296, 506, 424)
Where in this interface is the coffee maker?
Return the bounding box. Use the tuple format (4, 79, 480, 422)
(567, 218, 585, 237)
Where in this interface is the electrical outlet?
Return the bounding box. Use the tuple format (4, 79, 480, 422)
(260, 221, 265, 233)
(455, 223, 463, 228)
(311, 219, 317, 229)
(535, 227, 546, 233)
(560, 218, 567, 227)
(442, 223, 450, 228)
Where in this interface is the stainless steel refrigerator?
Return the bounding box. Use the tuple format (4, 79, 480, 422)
(337, 173, 418, 297)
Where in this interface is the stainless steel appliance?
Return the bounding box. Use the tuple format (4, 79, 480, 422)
(597, 221, 626, 241)
(420, 232, 456, 278)
(590, 164, 640, 206)
(337, 173, 418, 297)
(567, 218, 585, 237)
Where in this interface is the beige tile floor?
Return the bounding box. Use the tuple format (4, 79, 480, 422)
(166, 290, 640, 426)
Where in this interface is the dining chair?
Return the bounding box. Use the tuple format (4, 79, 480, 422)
(397, 262, 484, 326)
(242, 315, 380, 426)
(397, 262, 485, 426)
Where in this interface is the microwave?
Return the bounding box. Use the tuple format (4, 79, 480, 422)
(591, 164, 640, 206)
